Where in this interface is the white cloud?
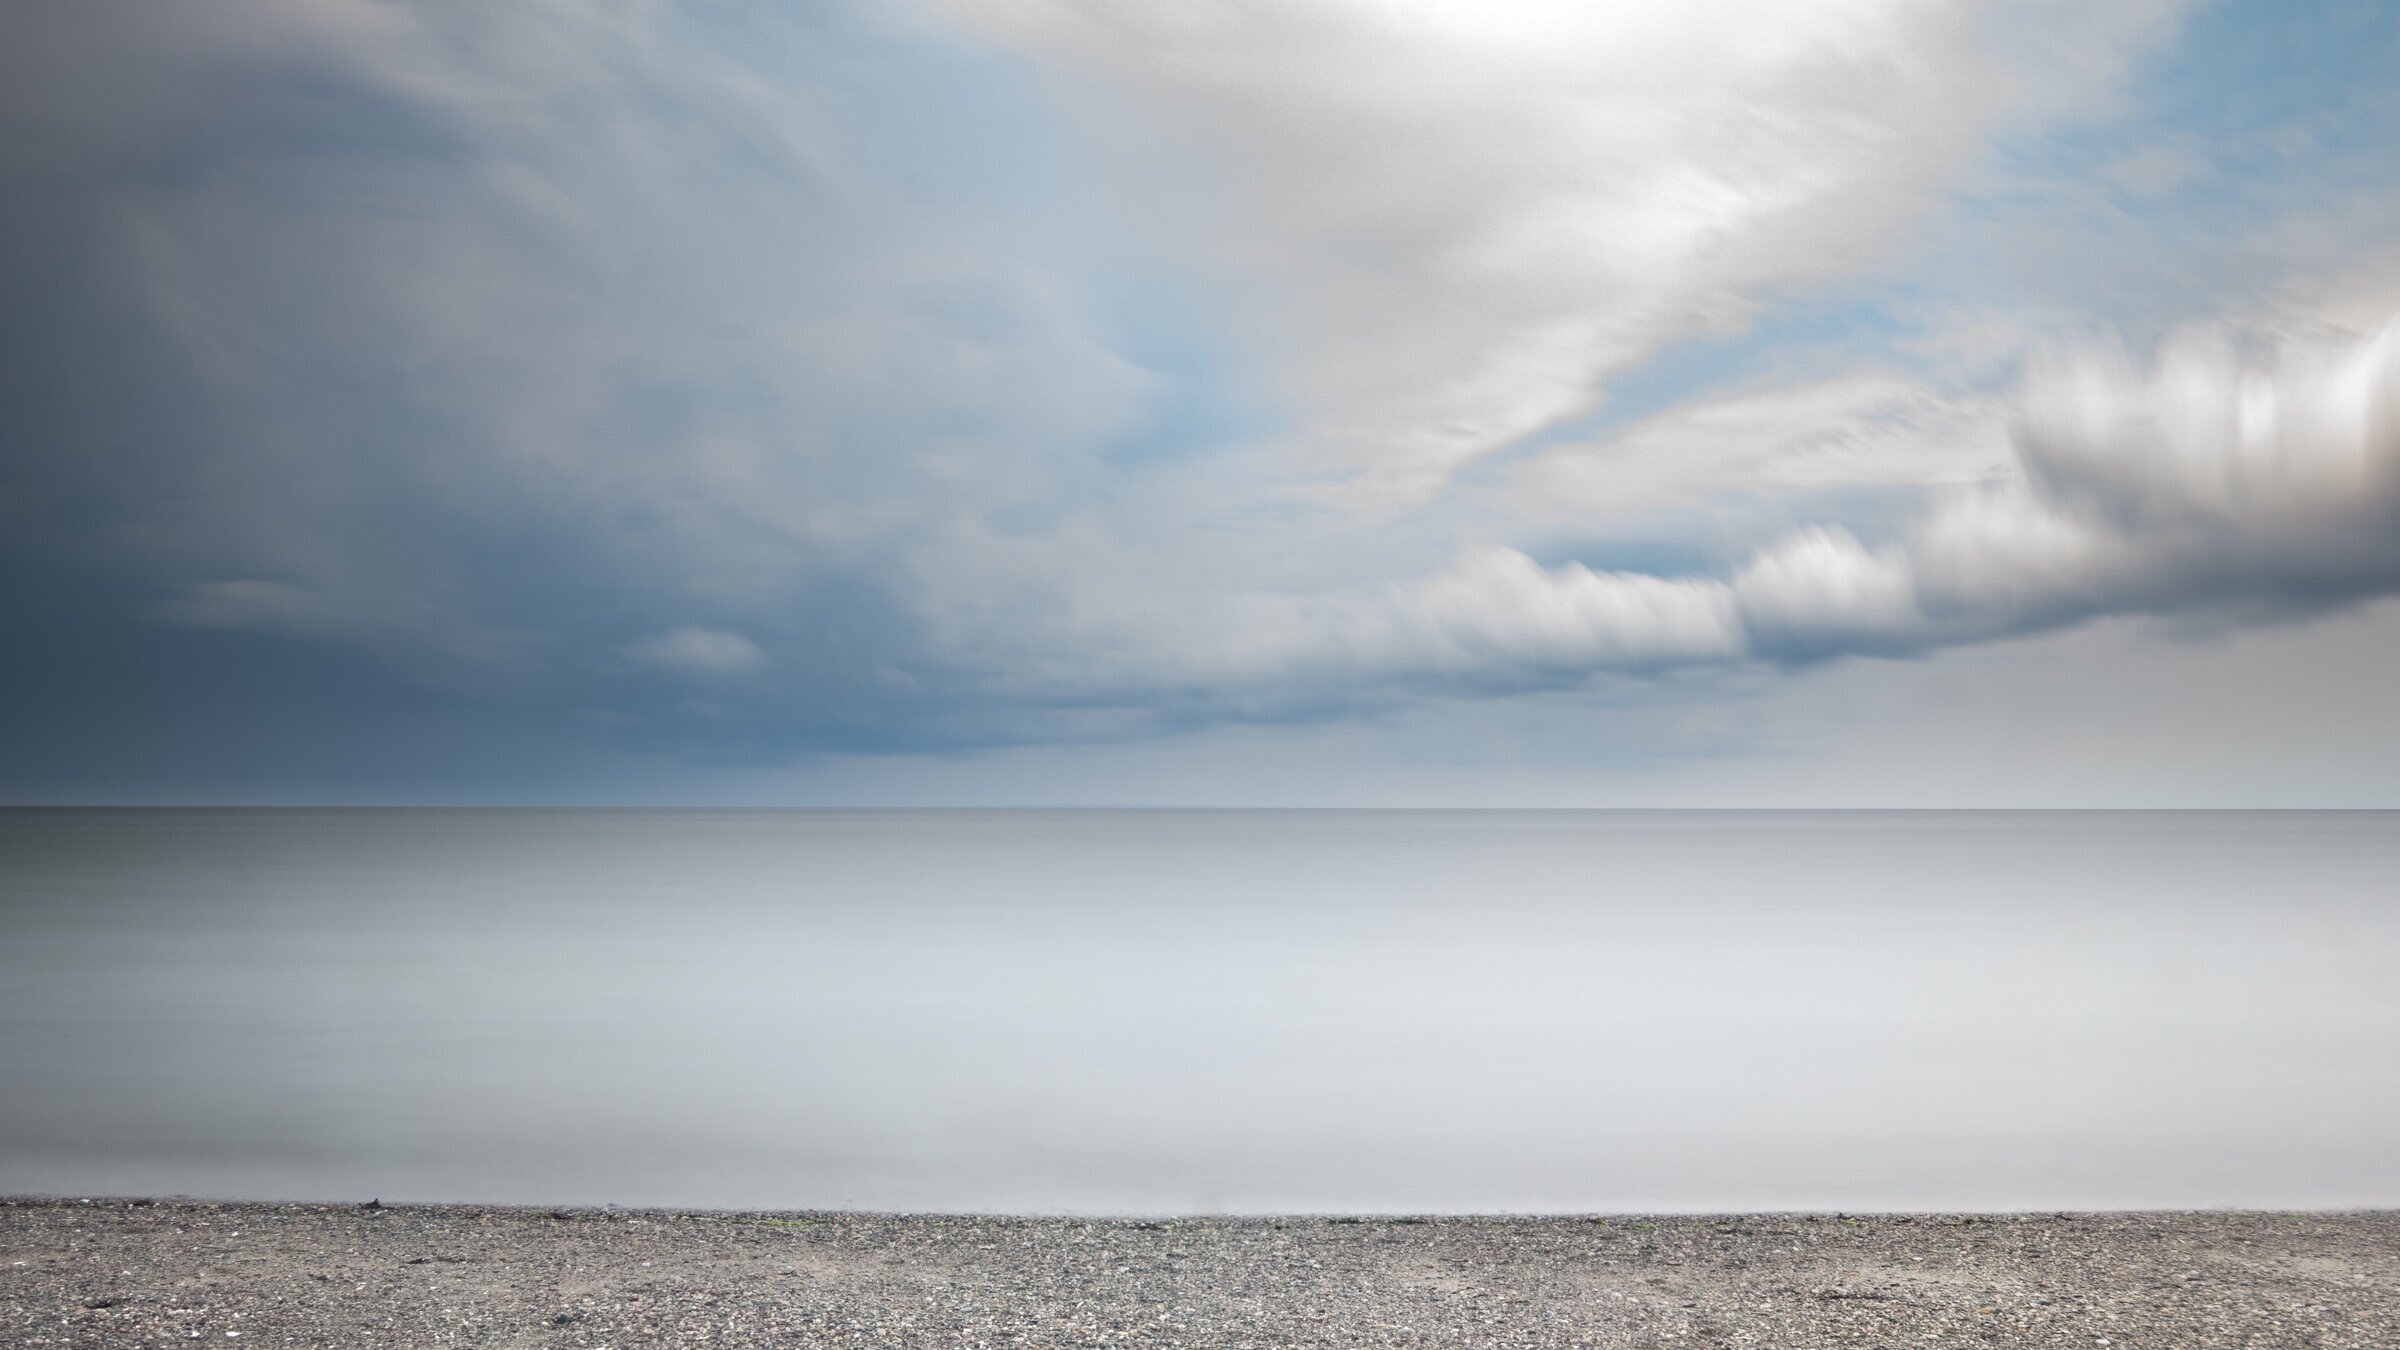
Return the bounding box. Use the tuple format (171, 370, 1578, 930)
(1510, 372, 2012, 525)
(2014, 324, 2400, 533)
(932, 0, 2174, 500)
(1733, 527, 1921, 653)
(1141, 311, 2400, 700)
(2099, 141, 2214, 197)
(626, 627, 770, 677)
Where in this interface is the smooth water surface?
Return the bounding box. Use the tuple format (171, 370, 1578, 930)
(3, 809, 2396, 1212)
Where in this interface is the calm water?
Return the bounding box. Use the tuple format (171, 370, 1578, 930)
(2, 809, 2396, 1213)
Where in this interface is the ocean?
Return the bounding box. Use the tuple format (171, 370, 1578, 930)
(3, 808, 2395, 1213)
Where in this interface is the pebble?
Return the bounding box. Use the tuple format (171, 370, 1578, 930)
(1, 1200, 2393, 1347)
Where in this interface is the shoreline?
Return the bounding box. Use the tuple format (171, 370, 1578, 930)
(7, 1199, 2395, 1347)
(9, 1193, 2400, 1220)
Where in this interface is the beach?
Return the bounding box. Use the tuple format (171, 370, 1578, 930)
(5, 1199, 2394, 1348)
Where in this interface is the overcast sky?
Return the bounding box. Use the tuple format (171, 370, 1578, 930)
(4, 0, 2399, 805)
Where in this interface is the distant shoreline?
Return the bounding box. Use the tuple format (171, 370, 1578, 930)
(6, 1199, 2394, 1347)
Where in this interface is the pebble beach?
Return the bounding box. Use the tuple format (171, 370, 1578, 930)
(4, 1199, 2394, 1348)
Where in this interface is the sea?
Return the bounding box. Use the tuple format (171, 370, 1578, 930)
(3, 809, 2395, 1214)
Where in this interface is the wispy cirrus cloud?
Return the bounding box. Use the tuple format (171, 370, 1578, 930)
(932, 0, 2182, 500)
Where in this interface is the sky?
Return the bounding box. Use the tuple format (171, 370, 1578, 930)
(3, 0, 2400, 806)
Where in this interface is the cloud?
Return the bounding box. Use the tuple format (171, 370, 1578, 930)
(932, 0, 2176, 499)
(1195, 312, 2400, 696)
(164, 579, 339, 638)
(15, 0, 2400, 796)
(0, 1, 1156, 723)
(156, 578, 549, 690)
(1510, 372, 2013, 526)
(626, 627, 770, 677)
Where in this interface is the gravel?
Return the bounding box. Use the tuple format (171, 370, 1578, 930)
(4, 1199, 2394, 1347)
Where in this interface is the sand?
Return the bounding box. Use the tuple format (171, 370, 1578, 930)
(4, 1198, 2395, 1347)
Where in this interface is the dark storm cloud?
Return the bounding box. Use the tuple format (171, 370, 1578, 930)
(0, 0, 1171, 788)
